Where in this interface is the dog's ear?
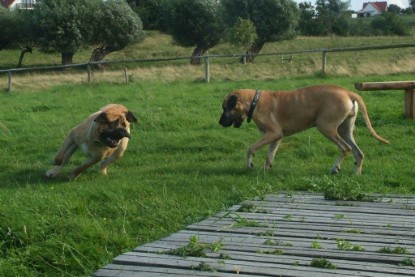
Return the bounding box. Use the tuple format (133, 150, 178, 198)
(95, 112, 108, 123)
(126, 111, 138, 123)
(226, 94, 238, 110)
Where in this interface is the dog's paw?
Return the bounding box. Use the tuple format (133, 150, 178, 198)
(45, 167, 60, 178)
(330, 166, 341, 174)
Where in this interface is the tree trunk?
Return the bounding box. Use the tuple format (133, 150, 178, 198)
(17, 46, 32, 68)
(89, 47, 112, 63)
(61, 52, 74, 65)
(190, 46, 206, 65)
(241, 41, 265, 63)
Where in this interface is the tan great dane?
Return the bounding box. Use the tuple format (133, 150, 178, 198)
(219, 85, 389, 175)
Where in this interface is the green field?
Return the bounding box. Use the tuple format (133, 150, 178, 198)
(1, 31, 415, 276)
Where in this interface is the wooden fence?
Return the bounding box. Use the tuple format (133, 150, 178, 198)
(1, 43, 415, 92)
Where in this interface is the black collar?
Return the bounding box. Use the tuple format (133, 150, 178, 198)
(247, 89, 261, 123)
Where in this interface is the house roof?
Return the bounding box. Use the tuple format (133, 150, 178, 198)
(0, 0, 15, 8)
(361, 1, 388, 12)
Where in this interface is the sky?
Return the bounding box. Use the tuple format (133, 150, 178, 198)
(294, 0, 410, 11)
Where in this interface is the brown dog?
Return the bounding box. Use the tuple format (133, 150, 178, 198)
(219, 85, 389, 175)
(46, 104, 137, 180)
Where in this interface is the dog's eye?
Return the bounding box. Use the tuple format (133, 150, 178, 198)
(112, 119, 120, 126)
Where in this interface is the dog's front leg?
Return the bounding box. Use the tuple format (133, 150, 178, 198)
(69, 156, 101, 181)
(99, 139, 129, 175)
(247, 131, 282, 168)
(46, 137, 78, 178)
(265, 140, 282, 170)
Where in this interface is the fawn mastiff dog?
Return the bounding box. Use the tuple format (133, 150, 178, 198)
(46, 104, 137, 180)
(219, 85, 389, 175)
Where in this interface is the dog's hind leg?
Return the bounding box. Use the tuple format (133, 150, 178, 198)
(317, 123, 352, 174)
(338, 116, 364, 175)
(264, 139, 282, 170)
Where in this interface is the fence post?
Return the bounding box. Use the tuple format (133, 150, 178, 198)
(204, 56, 210, 83)
(124, 68, 129, 84)
(87, 64, 92, 83)
(322, 50, 327, 74)
(7, 71, 12, 93)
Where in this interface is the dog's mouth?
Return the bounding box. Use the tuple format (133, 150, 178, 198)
(100, 128, 130, 148)
(219, 112, 243, 128)
(232, 117, 243, 128)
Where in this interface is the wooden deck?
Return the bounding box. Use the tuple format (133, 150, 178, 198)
(93, 193, 415, 277)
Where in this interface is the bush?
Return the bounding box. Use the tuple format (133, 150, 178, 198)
(371, 12, 411, 36)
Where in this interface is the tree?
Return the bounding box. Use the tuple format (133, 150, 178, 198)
(298, 1, 318, 35)
(371, 12, 410, 36)
(34, 0, 86, 65)
(410, 0, 415, 12)
(0, 7, 18, 51)
(227, 17, 258, 51)
(388, 4, 401, 14)
(126, 0, 161, 30)
(14, 9, 37, 67)
(222, 0, 299, 62)
(169, 0, 225, 65)
(314, 0, 350, 36)
(86, 0, 145, 63)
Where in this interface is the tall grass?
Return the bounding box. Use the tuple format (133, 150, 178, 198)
(0, 74, 414, 276)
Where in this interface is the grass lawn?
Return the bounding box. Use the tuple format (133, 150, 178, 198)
(0, 73, 414, 276)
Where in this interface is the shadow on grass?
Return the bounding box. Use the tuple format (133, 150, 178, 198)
(0, 168, 72, 189)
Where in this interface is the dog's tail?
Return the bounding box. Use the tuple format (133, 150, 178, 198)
(350, 92, 390, 144)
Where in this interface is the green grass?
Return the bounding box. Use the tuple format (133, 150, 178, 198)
(0, 73, 415, 276)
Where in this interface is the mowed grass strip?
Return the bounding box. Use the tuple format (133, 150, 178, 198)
(0, 75, 414, 276)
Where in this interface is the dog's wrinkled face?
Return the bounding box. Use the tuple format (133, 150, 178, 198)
(94, 111, 138, 148)
(219, 94, 244, 128)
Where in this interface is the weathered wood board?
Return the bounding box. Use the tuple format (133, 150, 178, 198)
(93, 193, 415, 276)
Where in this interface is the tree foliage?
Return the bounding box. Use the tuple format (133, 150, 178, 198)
(222, 0, 299, 62)
(86, 0, 145, 62)
(34, 0, 86, 65)
(314, 0, 350, 36)
(32, 0, 144, 65)
(227, 17, 258, 50)
(371, 12, 410, 36)
(0, 7, 19, 50)
(169, 0, 225, 64)
(126, 0, 161, 30)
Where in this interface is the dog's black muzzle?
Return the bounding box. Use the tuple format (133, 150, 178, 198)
(100, 128, 130, 148)
(219, 112, 243, 128)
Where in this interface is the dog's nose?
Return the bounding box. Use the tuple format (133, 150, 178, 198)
(116, 128, 130, 139)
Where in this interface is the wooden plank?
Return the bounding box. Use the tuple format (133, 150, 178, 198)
(130, 246, 415, 276)
(94, 264, 259, 277)
(113, 251, 404, 277)
(141, 230, 415, 253)
(211, 210, 415, 228)
(355, 81, 415, 91)
(93, 194, 415, 277)
(188, 219, 414, 237)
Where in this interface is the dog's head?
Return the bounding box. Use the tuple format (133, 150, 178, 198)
(219, 93, 244, 128)
(94, 107, 138, 148)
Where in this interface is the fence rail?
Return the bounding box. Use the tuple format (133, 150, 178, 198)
(1, 43, 415, 92)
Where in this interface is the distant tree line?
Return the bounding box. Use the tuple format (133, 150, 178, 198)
(0, 0, 412, 67)
(298, 0, 411, 36)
